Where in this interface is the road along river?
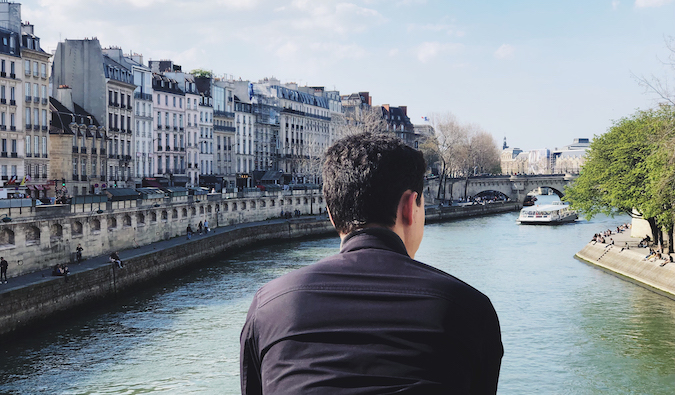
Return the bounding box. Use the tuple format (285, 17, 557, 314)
(0, 195, 674, 394)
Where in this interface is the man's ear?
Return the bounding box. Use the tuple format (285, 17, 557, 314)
(399, 191, 417, 226)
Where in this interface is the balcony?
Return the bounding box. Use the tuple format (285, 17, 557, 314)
(10, 152, 17, 158)
(24, 70, 30, 76)
(165, 125, 170, 130)
(100, 148, 106, 155)
(92, 148, 97, 154)
(41, 73, 47, 79)
(26, 153, 32, 158)
(25, 96, 31, 102)
(10, 126, 15, 131)
(9, 100, 15, 106)
(179, 127, 184, 131)
(41, 98, 47, 105)
(33, 97, 39, 104)
(0, 125, 5, 131)
(125, 155, 131, 161)
(80, 175, 88, 181)
(10, 73, 15, 79)
(42, 154, 47, 158)
(0, 98, 4, 104)
(166, 145, 171, 151)
(33, 71, 38, 78)
(80, 147, 87, 154)
(120, 128, 126, 133)
(0, 71, 5, 77)
(41, 125, 47, 131)
(33, 124, 39, 130)
(173, 126, 177, 131)
(25, 124, 31, 130)
(128, 105, 133, 111)
(180, 147, 185, 152)
(108, 154, 115, 159)
(0, 175, 7, 180)
(72, 174, 78, 181)
(100, 175, 106, 181)
(120, 104, 126, 109)
(157, 146, 162, 151)
(72, 146, 78, 153)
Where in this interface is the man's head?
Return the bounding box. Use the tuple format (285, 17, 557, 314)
(322, 132, 426, 235)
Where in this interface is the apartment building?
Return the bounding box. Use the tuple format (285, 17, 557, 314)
(20, 22, 49, 196)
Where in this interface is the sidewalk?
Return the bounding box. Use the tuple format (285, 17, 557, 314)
(0, 215, 329, 295)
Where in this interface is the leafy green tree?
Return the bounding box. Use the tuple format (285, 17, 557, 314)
(190, 69, 212, 78)
(564, 107, 675, 248)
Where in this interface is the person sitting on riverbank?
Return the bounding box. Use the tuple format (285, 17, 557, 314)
(605, 238, 614, 248)
(660, 255, 673, 267)
(644, 248, 657, 261)
(620, 242, 630, 252)
(109, 252, 123, 268)
(52, 263, 69, 276)
(638, 235, 651, 248)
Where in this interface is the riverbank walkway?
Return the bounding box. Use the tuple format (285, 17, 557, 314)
(0, 214, 332, 296)
(590, 225, 673, 264)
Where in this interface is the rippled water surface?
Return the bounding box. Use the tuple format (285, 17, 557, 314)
(1, 196, 674, 394)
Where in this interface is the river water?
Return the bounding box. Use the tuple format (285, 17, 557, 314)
(1, 196, 674, 394)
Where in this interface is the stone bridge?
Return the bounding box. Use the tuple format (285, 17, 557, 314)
(425, 174, 578, 204)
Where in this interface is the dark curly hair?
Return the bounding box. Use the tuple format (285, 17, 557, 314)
(322, 132, 426, 235)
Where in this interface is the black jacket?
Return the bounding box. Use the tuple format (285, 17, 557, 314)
(241, 228, 503, 394)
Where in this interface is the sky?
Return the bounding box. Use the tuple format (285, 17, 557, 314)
(19, 0, 675, 151)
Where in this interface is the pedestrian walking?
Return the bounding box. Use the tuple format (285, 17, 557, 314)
(187, 224, 193, 240)
(198, 221, 203, 235)
(204, 219, 209, 234)
(0, 257, 7, 283)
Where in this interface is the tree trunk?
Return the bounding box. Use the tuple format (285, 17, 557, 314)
(668, 226, 674, 254)
(647, 217, 660, 248)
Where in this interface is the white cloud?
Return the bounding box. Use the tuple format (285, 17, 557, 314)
(634, 0, 674, 7)
(416, 41, 462, 63)
(388, 48, 399, 57)
(612, 0, 620, 9)
(494, 44, 515, 59)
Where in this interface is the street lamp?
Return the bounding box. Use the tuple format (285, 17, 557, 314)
(1, 214, 12, 223)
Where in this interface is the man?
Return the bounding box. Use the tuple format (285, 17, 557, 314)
(0, 256, 7, 283)
(240, 133, 503, 394)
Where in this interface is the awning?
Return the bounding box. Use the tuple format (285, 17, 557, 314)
(27, 185, 35, 191)
(36, 185, 44, 190)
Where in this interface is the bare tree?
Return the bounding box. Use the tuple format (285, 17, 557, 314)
(333, 107, 389, 138)
(420, 113, 469, 202)
(632, 35, 675, 106)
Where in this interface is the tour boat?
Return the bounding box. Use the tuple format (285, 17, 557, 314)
(517, 201, 578, 225)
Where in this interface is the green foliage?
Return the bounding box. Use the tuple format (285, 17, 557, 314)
(564, 107, 675, 222)
(190, 69, 212, 78)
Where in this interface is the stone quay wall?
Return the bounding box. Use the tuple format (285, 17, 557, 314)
(0, 189, 325, 277)
(0, 218, 336, 336)
(424, 201, 520, 223)
(0, 199, 520, 337)
(576, 243, 675, 299)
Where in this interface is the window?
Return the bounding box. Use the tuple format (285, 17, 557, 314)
(25, 108, 30, 126)
(33, 108, 38, 126)
(41, 63, 46, 78)
(173, 97, 176, 107)
(24, 82, 30, 99)
(156, 94, 160, 104)
(34, 135, 39, 154)
(33, 61, 38, 77)
(42, 136, 46, 155)
(24, 60, 30, 75)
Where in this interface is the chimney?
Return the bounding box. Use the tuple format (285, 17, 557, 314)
(55, 85, 74, 112)
(400, 106, 407, 116)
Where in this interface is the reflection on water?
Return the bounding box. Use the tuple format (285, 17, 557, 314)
(0, 202, 674, 394)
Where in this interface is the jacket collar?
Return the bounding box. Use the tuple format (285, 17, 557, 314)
(340, 227, 409, 258)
